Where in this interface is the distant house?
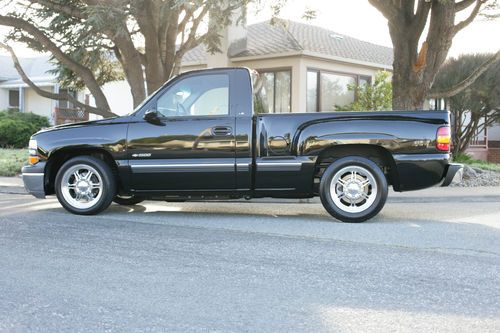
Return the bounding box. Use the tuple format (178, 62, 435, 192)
(0, 56, 87, 124)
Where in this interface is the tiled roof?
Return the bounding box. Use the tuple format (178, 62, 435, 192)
(181, 45, 207, 63)
(183, 19, 393, 67)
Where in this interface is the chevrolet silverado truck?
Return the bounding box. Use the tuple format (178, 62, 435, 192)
(22, 68, 462, 222)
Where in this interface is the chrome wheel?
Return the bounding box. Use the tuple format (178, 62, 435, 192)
(60, 164, 103, 209)
(329, 165, 378, 214)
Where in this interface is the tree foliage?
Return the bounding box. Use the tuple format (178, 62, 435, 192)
(0, 0, 256, 116)
(432, 53, 500, 154)
(368, 0, 498, 110)
(336, 71, 392, 111)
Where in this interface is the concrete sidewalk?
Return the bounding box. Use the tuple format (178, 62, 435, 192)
(1, 175, 499, 203)
(0, 176, 25, 195)
(0, 176, 23, 187)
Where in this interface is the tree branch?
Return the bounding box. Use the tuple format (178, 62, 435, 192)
(28, 0, 87, 19)
(455, 0, 478, 12)
(454, 0, 483, 34)
(0, 14, 112, 113)
(429, 50, 500, 99)
(411, 0, 431, 36)
(0, 42, 114, 118)
(367, 0, 400, 20)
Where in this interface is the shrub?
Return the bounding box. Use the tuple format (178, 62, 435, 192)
(453, 153, 475, 164)
(0, 109, 50, 148)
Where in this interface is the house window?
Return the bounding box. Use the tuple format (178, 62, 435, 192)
(306, 69, 372, 112)
(253, 69, 291, 114)
(8, 89, 19, 109)
(59, 89, 77, 109)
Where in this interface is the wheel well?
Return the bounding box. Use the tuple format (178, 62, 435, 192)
(313, 144, 399, 193)
(45, 148, 120, 195)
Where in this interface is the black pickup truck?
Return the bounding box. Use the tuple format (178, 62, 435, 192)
(22, 67, 462, 222)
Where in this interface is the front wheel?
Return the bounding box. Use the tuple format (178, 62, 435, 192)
(319, 156, 388, 223)
(55, 156, 116, 215)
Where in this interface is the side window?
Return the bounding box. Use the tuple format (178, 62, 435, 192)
(156, 74, 229, 117)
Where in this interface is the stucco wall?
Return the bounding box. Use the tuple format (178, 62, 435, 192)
(24, 86, 55, 122)
(0, 89, 9, 110)
(99, 81, 135, 116)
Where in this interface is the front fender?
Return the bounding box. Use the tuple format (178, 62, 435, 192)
(34, 124, 128, 161)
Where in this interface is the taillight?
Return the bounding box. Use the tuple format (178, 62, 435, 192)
(436, 126, 451, 151)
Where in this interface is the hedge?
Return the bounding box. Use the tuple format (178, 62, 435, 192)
(0, 109, 50, 148)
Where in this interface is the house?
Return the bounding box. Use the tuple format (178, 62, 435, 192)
(96, 19, 393, 116)
(0, 55, 86, 124)
(182, 19, 393, 114)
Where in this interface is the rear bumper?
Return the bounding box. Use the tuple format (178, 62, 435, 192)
(393, 153, 450, 191)
(22, 162, 46, 199)
(441, 163, 463, 187)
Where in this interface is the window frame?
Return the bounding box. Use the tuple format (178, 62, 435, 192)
(8, 89, 20, 108)
(154, 72, 231, 120)
(58, 89, 78, 109)
(255, 67, 292, 114)
(306, 68, 372, 112)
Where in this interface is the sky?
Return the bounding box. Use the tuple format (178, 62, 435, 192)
(246, 0, 500, 57)
(0, 0, 499, 58)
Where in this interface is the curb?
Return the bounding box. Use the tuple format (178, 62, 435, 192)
(0, 186, 27, 195)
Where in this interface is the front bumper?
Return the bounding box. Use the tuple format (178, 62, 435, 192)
(441, 163, 463, 187)
(22, 162, 46, 199)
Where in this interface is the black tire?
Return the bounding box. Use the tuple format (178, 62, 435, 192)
(55, 156, 116, 215)
(113, 195, 145, 206)
(319, 156, 388, 223)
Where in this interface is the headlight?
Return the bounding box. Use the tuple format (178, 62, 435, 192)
(28, 139, 39, 165)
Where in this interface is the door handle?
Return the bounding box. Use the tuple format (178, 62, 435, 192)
(212, 126, 232, 136)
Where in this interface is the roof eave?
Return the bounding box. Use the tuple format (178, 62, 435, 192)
(302, 51, 393, 71)
(230, 50, 393, 70)
(180, 60, 207, 67)
(0, 76, 57, 89)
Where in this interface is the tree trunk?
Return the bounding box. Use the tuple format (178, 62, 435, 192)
(370, 0, 485, 111)
(388, 23, 428, 110)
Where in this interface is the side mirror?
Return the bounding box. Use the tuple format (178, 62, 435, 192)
(143, 108, 163, 125)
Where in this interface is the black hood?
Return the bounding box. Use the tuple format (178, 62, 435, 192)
(34, 116, 120, 135)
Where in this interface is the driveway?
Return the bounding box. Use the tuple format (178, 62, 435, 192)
(0, 188, 499, 332)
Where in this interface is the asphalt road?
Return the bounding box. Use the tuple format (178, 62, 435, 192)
(0, 191, 499, 332)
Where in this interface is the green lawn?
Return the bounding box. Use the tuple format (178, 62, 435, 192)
(0, 148, 27, 176)
(453, 153, 500, 172)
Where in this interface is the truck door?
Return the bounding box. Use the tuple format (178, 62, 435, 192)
(127, 71, 236, 192)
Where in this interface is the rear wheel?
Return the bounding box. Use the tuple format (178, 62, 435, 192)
(55, 156, 116, 215)
(113, 195, 145, 206)
(319, 156, 388, 223)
